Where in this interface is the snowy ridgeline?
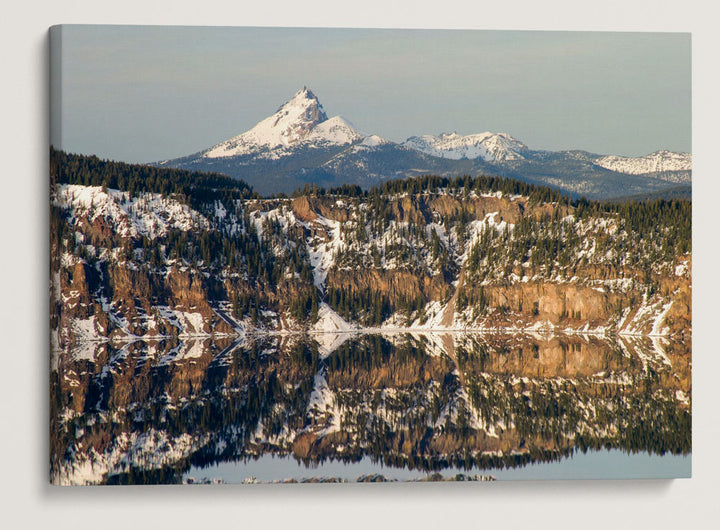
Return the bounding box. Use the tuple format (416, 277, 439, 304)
(402, 132, 528, 162)
(52, 182, 515, 282)
(595, 150, 692, 175)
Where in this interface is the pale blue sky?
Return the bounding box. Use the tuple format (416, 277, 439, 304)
(51, 26, 691, 163)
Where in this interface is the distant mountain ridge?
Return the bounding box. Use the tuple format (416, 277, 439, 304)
(159, 87, 691, 199)
(595, 150, 692, 176)
(403, 132, 529, 161)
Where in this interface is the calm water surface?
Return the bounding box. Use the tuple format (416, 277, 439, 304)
(50, 332, 691, 485)
(184, 450, 691, 483)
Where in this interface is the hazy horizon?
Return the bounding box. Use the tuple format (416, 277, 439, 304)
(50, 26, 691, 164)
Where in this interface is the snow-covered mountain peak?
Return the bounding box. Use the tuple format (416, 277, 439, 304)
(479, 132, 529, 161)
(288, 85, 318, 104)
(595, 150, 692, 175)
(360, 134, 391, 147)
(402, 131, 528, 161)
(344, 134, 394, 155)
(202, 88, 365, 159)
(275, 86, 326, 125)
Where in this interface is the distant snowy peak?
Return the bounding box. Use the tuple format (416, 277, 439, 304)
(361, 134, 391, 147)
(402, 132, 528, 162)
(480, 133, 529, 161)
(308, 116, 364, 145)
(351, 134, 394, 153)
(202, 87, 363, 159)
(595, 150, 692, 175)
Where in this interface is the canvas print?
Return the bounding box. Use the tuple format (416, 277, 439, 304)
(49, 26, 691, 485)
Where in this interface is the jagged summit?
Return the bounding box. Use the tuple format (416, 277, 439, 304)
(402, 131, 528, 162)
(202, 87, 361, 159)
(275, 86, 327, 127)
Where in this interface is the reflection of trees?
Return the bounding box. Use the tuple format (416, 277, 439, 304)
(50, 333, 691, 484)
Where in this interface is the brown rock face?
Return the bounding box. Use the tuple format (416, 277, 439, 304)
(328, 269, 451, 304)
(660, 259, 692, 338)
(291, 196, 318, 222)
(492, 283, 615, 323)
(290, 192, 537, 229)
(67, 261, 93, 318)
(291, 196, 350, 223)
(77, 215, 122, 249)
(107, 264, 144, 313)
(388, 196, 429, 224)
(458, 281, 620, 328)
(165, 267, 211, 312)
(428, 194, 526, 224)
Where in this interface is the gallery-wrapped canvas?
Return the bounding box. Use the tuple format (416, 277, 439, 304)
(49, 25, 691, 485)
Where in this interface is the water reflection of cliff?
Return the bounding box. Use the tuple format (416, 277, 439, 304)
(50, 333, 691, 485)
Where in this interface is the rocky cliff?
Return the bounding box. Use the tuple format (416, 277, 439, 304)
(51, 172, 691, 346)
(49, 152, 692, 485)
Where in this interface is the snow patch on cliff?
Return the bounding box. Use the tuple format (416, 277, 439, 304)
(55, 184, 209, 240)
(312, 303, 357, 337)
(306, 215, 344, 289)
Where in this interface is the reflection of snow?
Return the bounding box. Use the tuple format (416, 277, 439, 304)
(53, 429, 208, 486)
(52, 330, 689, 485)
(307, 371, 341, 436)
(313, 332, 353, 358)
(618, 335, 672, 370)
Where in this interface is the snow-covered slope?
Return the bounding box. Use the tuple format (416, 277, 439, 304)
(312, 303, 357, 335)
(54, 184, 210, 239)
(202, 87, 363, 159)
(306, 116, 363, 145)
(595, 150, 692, 175)
(402, 132, 528, 161)
(352, 134, 393, 152)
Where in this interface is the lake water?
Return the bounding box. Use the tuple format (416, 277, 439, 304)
(184, 449, 691, 483)
(50, 332, 691, 485)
